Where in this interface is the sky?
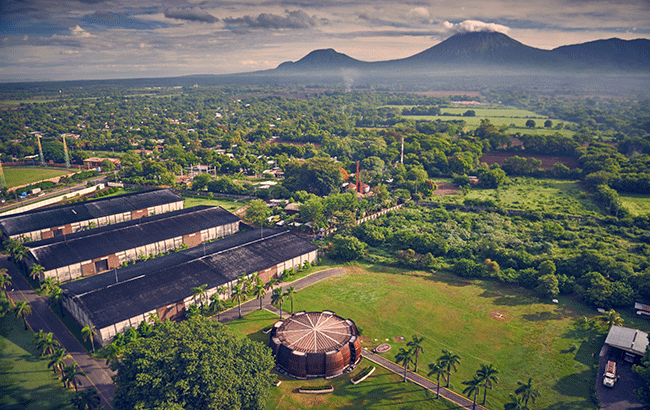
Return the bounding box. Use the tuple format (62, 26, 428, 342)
(1, 0, 649, 82)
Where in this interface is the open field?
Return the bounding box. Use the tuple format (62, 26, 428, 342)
(0, 295, 74, 409)
(2, 167, 73, 189)
(434, 177, 603, 217)
(227, 309, 457, 410)
(281, 265, 633, 410)
(619, 194, 650, 216)
(182, 195, 249, 213)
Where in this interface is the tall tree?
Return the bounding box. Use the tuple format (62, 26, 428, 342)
(253, 280, 267, 310)
(81, 324, 97, 354)
(230, 283, 247, 319)
(515, 377, 540, 407)
(462, 375, 482, 410)
(71, 387, 100, 410)
(62, 363, 85, 392)
(0, 272, 12, 291)
(407, 335, 425, 373)
(48, 347, 68, 377)
(476, 363, 499, 405)
(427, 361, 445, 399)
(30, 264, 45, 281)
(14, 301, 32, 330)
(284, 286, 297, 315)
(191, 284, 208, 310)
(271, 287, 286, 319)
(395, 347, 413, 382)
(34, 330, 61, 357)
(104, 343, 121, 368)
(438, 349, 461, 388)
(209, 295, 226, 321)
(111, 317, 275, 410)
(244, 199, 271, 237)
(504, 393, 529, 410)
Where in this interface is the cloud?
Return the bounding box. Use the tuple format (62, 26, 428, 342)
(82, 11, 171, 30)
(164, 7, 219, 23)
(223, 9, 321, 30)
(443, 20, 510, 35)
(69, 25, 93, 38)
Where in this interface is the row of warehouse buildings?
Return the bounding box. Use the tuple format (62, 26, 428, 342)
(0, 189, 318, 348)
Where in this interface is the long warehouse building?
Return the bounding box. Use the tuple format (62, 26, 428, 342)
(0, 189, 184, 241)
(61, 229, 319, 347)
(25, 205, 240, 282)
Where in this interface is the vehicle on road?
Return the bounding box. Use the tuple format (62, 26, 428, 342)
(603, 360, 617, 388)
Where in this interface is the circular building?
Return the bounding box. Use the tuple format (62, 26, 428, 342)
(269, 311, 362, 379)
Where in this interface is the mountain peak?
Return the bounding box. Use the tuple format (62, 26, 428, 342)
(276, 48, 366, 71)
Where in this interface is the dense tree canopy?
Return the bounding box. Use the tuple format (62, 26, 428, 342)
(111, 317, 275, 410)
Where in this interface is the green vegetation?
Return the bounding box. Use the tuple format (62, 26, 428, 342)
(619, 193, 650, 216)
(2, 167, 73, 189)
(0, 294, 74, 409)
(292, 265, 610, 409)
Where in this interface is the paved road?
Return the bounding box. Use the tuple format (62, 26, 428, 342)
(2, 255, 115, 409)
(363, 350, 487, 410)
(217, 267, 346, 323)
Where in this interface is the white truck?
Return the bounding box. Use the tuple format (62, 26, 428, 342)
(603, 360, 616, 387)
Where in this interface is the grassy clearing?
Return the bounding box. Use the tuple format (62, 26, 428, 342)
(226, 310, 457, 410)
(2, 167, 73, 189)
(287, 265, 611, 410)
(182, 195, 249, 213)
(619, 193, 650, 216)
(434, 177, 603, 217)
(0, 294, 74, 409)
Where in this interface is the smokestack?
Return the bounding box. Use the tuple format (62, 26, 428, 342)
(400, 136, 404, 164)
(356, 161, 360, 193)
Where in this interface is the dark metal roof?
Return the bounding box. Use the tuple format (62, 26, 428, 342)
(28, 206, 240, 270)
(0, 189, 183, 237)
(61, 230, 318, 329)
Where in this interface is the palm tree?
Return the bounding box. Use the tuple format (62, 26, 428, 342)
(238, 273, 251, 292)
(218, 285, 229, 298)
(81, 324, 97, 353)
(39, 277, 57, 294)
(35, 330, 61, 357)
(47, 347, 68, 377)
(462, 375, 482, 410)
(62, 363, 85, 392)
(395, 347, 413, 382)
(427, 361, 446, 399)
(271, 287, 286, 319)
(14, 301, 32, 330)
(104, 343, 121, 369)
(71, 387, 100, 410)
(30, 264, 45, 281)
(209, 295, 226, 321)
(147, 312, 160, 326)
(476, 363, 499, 405)
(597, 309, 624, 329)
(48, 285, 64, 316)
(266, 276, 279, 290)
(253, 280, 267, 310)
(438, 349, 461, 388)
(407, 335, 425, 372)
(191, 284, 208, 309)
(284, 286, 297, 314)
(504, 393, 529, 410)
(0, 272, 12, 291)
(230, 283, 247, 319)
(515, 377, 540, 407)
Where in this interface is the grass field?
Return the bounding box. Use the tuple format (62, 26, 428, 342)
(435, 177, 603, 217)
(183, 195, 249, 213)
(2, 167, 73, 189)
(0, 294, 74, 409)
(282, 265, 627, 410)
(619, 193, 650, 216)
(227, 309, 458, 410)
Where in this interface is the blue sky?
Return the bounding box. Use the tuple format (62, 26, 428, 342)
(1, 0, 648, 82)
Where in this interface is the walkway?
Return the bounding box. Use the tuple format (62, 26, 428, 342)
(2, 255, 115, 409)
(363, 350, 487, 410)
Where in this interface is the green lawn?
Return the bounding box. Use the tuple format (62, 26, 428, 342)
(284, 265, 611, 410)
(2, 167, 73, 189)
(183, 195, 248, 213)
(619, 193, 650, 216)
(436, 177, 603, 217)
(226, 310, 458, 410)
(0, 296, 74, 409)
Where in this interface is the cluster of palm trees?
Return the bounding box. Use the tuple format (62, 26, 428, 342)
(504, 378, 540, 410)
(4, 238, 28, 264)
(426, 349, 461, 397)
(33, 330, 86, 392)
(461, 364, 499, 409)
(270, 285, 297, 319)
